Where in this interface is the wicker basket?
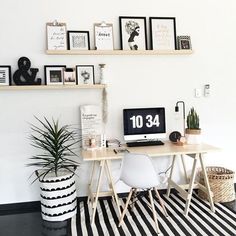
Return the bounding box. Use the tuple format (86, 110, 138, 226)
(198, 166, 235, 203)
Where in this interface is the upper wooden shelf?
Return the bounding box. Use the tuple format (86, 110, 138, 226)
(46, 49, 193, 56)
(0, 84, 106, 91)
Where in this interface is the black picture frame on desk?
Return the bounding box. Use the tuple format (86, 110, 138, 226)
(0, 66, 11, 86)
(44, 65, 66, 85)
(149, 17, 177, 50)
(119, 16, 147, 50)
(67, 31, 90, 50)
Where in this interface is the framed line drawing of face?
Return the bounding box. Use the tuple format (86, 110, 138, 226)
(67, 31, 90, 50)
(0, 66, 11, 86)
(149, 17, 177, 50)
(119, 16, 147, 50)
(76, 65, 95, 85)
(44, 65, 66, 85)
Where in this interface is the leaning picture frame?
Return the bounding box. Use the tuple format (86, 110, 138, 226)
(149, 17, 177, 50)
(0, 66, 11, 86)
(46, 21, 67, 50)
(76, 65, 95, 85)
(94, 22, 114, 50)
(177, 36, 192, 50)
(119, 16, 147, 50)
(44, 65, 66, 85)
(67, 31, 90, 50)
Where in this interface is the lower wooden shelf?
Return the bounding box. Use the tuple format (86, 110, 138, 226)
(0, 84, 106, 91)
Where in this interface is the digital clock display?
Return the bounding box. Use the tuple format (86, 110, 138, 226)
(123, 108, 166, 135)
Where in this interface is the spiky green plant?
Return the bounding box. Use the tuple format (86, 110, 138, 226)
(186, 107, 200, 129)
(27, 117, 80, 182)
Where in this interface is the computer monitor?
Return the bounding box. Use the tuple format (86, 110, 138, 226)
(123, 107, 166, 141)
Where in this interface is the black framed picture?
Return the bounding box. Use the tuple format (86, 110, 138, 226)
(149, 17, 177, 50)
(76, 65, 95, 85)
(119, 16, 147, 50)
(44, 65, 66, 85)
(177, 36, 192, 50)
(67, 31, 90, 50)
(0, 66, 11, 86)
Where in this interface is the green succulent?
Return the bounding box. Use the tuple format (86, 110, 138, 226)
(186, 107, 200, 129)
(27, 116, 80, 182)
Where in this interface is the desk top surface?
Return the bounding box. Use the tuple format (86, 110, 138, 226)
(81, 142, 220, 161)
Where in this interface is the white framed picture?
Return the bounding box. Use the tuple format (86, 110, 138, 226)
(76, 65, 95, 85)
(46, 22, 67, 50)
(67, 31, 90, 50)
(0, 66, 11, 86)
(149, 17, 177, 50)
(119, 16, 147, 50)
(94, 23, 114, 50)
(64, 68, 76, 85)
(44, 65, 66, 85)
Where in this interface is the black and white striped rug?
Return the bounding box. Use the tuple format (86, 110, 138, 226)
(75, 192, 236, 236)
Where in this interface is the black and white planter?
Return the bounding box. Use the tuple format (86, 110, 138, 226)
(39, 170, 77, 221)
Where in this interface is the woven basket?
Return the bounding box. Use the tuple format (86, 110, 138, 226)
(198, 166, 235, 203)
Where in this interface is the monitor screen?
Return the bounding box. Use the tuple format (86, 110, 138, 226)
(123, 107, 166, 141)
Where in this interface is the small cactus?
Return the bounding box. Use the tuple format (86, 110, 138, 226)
(186, 107, 200, 129)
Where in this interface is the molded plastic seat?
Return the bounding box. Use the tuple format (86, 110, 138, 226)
(120, 153, 160, 189)
(118, 153, 168, 234)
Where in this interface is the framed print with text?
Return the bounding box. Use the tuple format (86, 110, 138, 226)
(67, 31, 90, 50)
(149, 17, 177, 50)
(119, 16, 147, 50)
(0, 66, 11, 86)
(44, 65, 66, 85)
(76, 65, 95, 85)
(46, 22, 67, 50)
(94, 23, 114, 50)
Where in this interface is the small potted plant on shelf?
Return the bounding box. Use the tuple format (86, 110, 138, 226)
(28, 117, 80, 221)
(185, 107, 201, 144)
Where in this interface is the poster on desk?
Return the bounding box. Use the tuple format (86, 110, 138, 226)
(80, 105, 105, 149)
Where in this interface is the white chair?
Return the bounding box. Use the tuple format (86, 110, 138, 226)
(118, 152, 168, 234)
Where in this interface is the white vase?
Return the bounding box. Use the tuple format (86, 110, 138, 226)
(39, 170, 77, 221)
(185, 129, 202, 144)
(99, 64, 106, 84)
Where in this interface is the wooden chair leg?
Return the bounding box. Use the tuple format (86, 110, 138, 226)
(154, 187, 168, 217)
(148, 189, 161, 234)
(118, 188, 134, 227)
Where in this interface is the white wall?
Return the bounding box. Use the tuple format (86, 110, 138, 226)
(0, 0, 236, 204)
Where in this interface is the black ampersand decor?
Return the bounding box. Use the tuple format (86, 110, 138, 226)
(13, 57, 41, 85)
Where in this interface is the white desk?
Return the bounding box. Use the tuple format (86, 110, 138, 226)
(81, 142, 220, 223)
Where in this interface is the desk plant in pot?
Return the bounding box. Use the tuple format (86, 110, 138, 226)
(186, 107, 201, 144)
(28, 117, 80, 221)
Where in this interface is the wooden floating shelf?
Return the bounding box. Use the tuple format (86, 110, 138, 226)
(0, 84, 106, 91)
(46, 49, 193, 56)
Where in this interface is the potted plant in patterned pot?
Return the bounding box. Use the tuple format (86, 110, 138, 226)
(185, 107, 201, 144)
(28, 117, 80, 221)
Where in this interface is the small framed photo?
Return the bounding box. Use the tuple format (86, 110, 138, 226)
(177, 36, 192, 50)
(64, 68, 76, 85)
(94, 23, 114, 50)
(67, 31, 90, 50)
(76, 65, 95, 85)
(149, 17, 177, 50)
(44, 65, 66, 85)
(119, 16, 147, 50)
(0, 66, 11, 86)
